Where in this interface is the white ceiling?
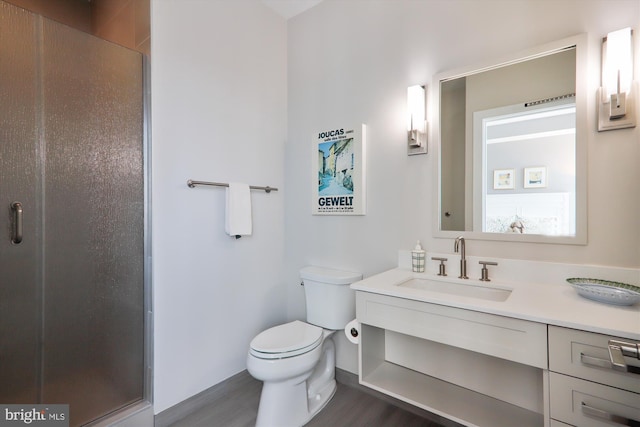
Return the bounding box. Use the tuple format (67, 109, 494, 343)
(261, 0, 323, 19)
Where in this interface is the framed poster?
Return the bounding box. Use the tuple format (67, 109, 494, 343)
(524, 166, 547, 188)
(313, 124, 366, 215)
(493, 168, 515, 190)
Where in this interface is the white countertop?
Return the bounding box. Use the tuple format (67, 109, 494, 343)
(351, 266, 640, 341)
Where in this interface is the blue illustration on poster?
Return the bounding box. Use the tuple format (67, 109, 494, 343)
(318, 138, 354, 196)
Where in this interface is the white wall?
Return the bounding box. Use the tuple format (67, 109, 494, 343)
(286, 0, 640, 373)
(151, 0, 287, 414)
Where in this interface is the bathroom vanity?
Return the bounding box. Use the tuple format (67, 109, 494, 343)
(351, 254, 640, 427)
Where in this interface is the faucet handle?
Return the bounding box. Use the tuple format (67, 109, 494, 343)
(479, 261, 498, 281)
(431, 257, 448, 276)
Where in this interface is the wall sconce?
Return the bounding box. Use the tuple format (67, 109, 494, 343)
(407, 85, 427, 155)
(598, 27, 637, 131)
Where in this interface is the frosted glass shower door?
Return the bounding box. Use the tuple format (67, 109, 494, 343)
(39, 16, 145, 426)
(0, 2, 145, 426)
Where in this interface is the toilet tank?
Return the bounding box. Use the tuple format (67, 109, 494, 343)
(300, 266, 362, 330)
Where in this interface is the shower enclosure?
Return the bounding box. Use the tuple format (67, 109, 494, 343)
(0, 2, 149, 425)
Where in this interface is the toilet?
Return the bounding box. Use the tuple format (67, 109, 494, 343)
(246, 266, 362, 427)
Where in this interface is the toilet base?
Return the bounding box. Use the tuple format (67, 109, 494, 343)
(254, 336, 337, 427)
(255, 377, 336, 427)
(307, 378, 337, 420)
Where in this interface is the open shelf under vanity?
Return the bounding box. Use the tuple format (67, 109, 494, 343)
(359, 325, 544, 427)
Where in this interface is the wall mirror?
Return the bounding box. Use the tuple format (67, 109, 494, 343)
(433, 34, 587, 244)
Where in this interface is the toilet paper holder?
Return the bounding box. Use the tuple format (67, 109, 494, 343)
(344, 319, 360, 344)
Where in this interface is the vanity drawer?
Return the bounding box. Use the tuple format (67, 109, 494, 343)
(548, 326, 640, 393)
(355, 291, 547, 368)
(549, 372, 640, 427)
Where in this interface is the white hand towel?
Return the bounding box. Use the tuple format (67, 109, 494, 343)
(225, 182, 252, 238)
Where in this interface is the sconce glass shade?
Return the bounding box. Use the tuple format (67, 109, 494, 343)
(603, 27, 633, 97)
(407, 85, 427, 154)
(407, 85, 425, 132)
(598, 27, 636, 131)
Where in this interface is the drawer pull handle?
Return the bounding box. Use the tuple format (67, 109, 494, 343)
(580, 353, 613, 369)
(581, 402, 640, 426)
(608, 339, 640, 375)
(580, 353, 640, 374)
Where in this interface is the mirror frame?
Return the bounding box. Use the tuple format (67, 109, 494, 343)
(432, 33, 588, 245)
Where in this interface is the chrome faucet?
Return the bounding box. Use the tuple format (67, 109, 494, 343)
(454, 236, 468, 279)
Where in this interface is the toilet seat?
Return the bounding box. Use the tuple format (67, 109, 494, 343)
(249, 320, 323, 360)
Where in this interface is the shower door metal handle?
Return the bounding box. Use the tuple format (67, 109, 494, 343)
(11, 202, 23, 244)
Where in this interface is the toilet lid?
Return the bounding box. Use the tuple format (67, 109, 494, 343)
(249, 320, 323, 359)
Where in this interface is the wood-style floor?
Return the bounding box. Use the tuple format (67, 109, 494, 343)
(167, 370, 459, 427)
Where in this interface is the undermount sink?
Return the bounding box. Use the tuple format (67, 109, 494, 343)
(397, 278, 512, 302)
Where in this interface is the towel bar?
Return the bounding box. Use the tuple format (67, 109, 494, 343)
(187, 179, 277, 193)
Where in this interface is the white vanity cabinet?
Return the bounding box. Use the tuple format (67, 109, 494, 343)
(351, 262, 640, 427)
(356, 291, 547, 427)
(548, 326, 640, 427)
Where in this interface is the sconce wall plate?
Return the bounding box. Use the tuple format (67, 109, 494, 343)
(598, 82, 637, 131)
(408, 123, 428, 155)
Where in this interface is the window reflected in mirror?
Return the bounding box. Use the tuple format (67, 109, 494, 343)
(478, 101, 576, 236)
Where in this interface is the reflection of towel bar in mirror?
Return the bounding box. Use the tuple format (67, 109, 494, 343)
(187, 179, 278, 193)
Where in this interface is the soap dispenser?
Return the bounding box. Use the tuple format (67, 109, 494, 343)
(411, 240, 426, 273)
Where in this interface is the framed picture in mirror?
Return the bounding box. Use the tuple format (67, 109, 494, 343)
(493, 169, 515, 190)
(524, 166, 547, 188)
